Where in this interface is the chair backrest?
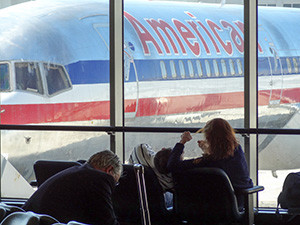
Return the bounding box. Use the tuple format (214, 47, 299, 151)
(112, 164, 170, 224)
(173, 167, 243, 224)
(52, 221, 89, 225)
(0, 203, 25, 222)
(0, 211, 59, 225)
(33, 160, 82, 187)
(67, 221, 89, 225)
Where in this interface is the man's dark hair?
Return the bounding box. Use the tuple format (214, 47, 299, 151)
(154, 148, 172, 174)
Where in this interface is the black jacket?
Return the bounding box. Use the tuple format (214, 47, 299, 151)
(23, 163, 119, 225)
(167, 143, 253, 189)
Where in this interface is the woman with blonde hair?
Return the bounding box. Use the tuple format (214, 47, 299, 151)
(167, 118, 253, 208)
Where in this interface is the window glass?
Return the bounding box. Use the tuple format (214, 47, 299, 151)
(221, 59, 227, 76)
(229, 59, 235, 75)
(16, 62, 44, 94)
(286, 58, 292, 74)
(258, 134, 300, 207)
(205, 60, 211, 77)
(293, 58, 298, 73)
(187, 60, 194, 78)
(237, 59, 243, 75)
(44, 63, 71, 96)
(1, 130, 109, 198)
(258, 1, 300, 208)
(160, 61, 167, 79)
(170, 60, 177, 78)
(196, 60, 203, 77)
(179, 60, 185, 78)
(124, 0, 244, 132)
(213, 60, 219, 77)
(0, 63, 10, 91)
(0, 0, 112, 199)
(0, 1, 110, 127)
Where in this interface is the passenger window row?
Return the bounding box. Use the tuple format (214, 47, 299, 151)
(160, 56, 300, 79)
(160, 58, 244, 79)
(286, 57, 299, 74)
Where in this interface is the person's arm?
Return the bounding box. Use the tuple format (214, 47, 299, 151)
(167, 132, 197, 172)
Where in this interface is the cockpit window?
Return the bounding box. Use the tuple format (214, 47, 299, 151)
(44, 63, 71, 96)
(15, 62, 44, 94)
(0, 63, 10, 91)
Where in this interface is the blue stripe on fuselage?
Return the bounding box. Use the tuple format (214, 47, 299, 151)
(65, 56, 296, 85)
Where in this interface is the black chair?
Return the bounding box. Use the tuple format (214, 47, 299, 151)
(0, 211, 59, 225)
(173, 167, 264, 225)
(66, 222, 89, 225)
(53, 221, 89, 225)
(33, 160, 82, 187)
(0, 202, 25, 222)
(112, 164, 172, 225)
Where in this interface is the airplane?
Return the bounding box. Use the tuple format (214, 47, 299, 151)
(0, 0, 300, 198)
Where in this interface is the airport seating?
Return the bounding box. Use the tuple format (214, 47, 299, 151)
(33, 160, 82, 187)
(0, 211, 59, 225)
(0, 202, 25, 222)
(112, 164, 172, 225)
(172, 167, 264, 225)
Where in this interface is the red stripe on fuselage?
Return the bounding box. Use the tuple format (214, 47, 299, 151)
(1, 88, 299, 124)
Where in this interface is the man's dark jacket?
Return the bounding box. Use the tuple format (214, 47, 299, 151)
(23, 163, 119, 225)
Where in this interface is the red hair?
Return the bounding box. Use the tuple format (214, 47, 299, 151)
(203, 118, 238, 160)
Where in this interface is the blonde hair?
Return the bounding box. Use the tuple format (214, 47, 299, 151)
(203, 118, 238, 160)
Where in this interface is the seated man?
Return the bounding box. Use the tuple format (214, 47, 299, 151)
(23, 150, 122, 225)
(128, 143, 174, 207)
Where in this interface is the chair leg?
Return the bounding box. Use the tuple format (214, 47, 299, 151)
(244, 194, 255, 225)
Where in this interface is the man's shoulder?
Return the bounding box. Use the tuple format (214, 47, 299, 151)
(58, 164, 111, 181)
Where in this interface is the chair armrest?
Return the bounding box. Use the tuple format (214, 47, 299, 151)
(288, 208, 300, 215)
(236, 185, 264, 195)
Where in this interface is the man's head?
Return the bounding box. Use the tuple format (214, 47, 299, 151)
(88, 150, 122, 182)
(154, 148, 172, 174)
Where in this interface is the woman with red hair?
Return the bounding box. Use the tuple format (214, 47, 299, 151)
(167, 118, 253, 208)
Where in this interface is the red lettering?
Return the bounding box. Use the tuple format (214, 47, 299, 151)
(233, 21, 263, 53)
(146, 19, 184, 55)
(220, 20, 244, 53)
(207, 19, 233, 55)
(173, 19, 199, 56)
(124, 12, 163, 55)
(187, 20, 211, 55)
(196, 20, 221, 54)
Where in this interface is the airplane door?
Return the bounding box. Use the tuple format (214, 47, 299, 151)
(258, 27, 283, 105)
(93, 23, 139, 118)
(123, 42, 139, 118)
(268, 46, 283, 105)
